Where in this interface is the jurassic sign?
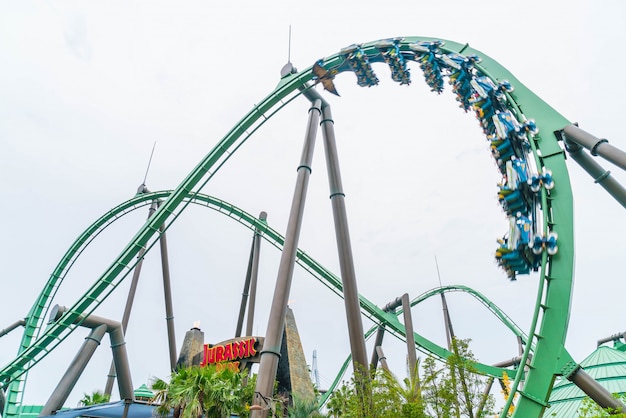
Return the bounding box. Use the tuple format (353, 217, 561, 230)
(200, 336, 264, 371)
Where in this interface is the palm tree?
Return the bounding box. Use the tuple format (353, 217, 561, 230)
(325, 385, 351, 417)
(151, 364, 248, 418)
(378, 361, 428, 418)
(287, 395, 325, 417)
(78, 390, 110, 407)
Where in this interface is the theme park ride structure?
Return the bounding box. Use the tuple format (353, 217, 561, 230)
(1, 36, 625, 417)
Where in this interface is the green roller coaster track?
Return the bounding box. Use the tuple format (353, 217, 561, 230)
(1, 36, 575, 417)
(2, 190, 525, 414)
(320, 284, 534, 407)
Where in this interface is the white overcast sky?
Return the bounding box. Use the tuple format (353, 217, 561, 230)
(1, 0, 625, 408)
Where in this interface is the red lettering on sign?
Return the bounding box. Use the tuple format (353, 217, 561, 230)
(233, 341, 241, 359)
(249, 337, 257, 356)
(201, 345, 208, 367)
(216, 345, 225, 363)
(224, 343, 233, 361)
(201, 338, 258, 366)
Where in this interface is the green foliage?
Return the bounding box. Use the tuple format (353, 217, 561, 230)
(377, 361, 427, 417)
(575, 394, 626, 417)
(326, 338, 493, 418)
(78, 390, 110, 406)
(287, 395, 325, 417)
(325, 367, 386, 417)
(151, 364, 250, 418)
(438, 338, 494, 418)
(326, 365, 427, 417)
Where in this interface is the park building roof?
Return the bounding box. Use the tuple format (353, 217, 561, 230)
(547, 342, 626, 417)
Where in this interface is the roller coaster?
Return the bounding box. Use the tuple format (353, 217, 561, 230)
(2, 36, 626, 417)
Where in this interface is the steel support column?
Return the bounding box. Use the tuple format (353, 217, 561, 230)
(236, 236, 256, 338)
(40, 324, 108, 416)
(401, 294, 417, 380)
(564, 139, 626, 208)
(569, 367, 626, 413)
(441, 293, 453, 350)
(251, 99, 322, 417)
(50, 305, 135, 403)
(376, 346, 389, 372)
(158, 220, 178, 371)
(246, 212, 266, 337)
(563, 125, 626, 170)
(370, 297, 402, 371)
(105, 202, 156, 396)
(319, 103, 368, 372)
(0, 320, 25, 338)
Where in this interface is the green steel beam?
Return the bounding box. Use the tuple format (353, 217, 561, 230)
(408, 285, 532, 349)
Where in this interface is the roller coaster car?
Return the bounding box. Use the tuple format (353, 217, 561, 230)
(493, 110, 522, 140)
(511, 157, 529, 184)
(490, 137, 514, 161)
(546, 232, 558, 255)
(443, 53, 481, 72)
(542, 168, 554, 189)
(410, 42, 446, 93)
(496, 247, 529, 278)
(374, 39, 395, 50)
(342, 48, 379, 88)
(341, 44, 362, 54)
(408, 40, 444, 54)
(520, 119, 539, 136)
(471, 77, 496, 98)
(376, 38, 405, 51)
(499, 189, 525, 214)
(441, 53, 463, 70)
(497, 80, 514, 93)
(515, 214, 532, 247)
(528, 167, 554, 192)
(380, 49, 411, 85)
(529, 232, 558, 256)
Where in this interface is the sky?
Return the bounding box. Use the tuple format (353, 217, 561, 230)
(1, 0, 626, 410)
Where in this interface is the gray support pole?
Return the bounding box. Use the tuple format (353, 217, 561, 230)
(569, 367, 626, 413)
(0, 384, 5, 417)
(245, 212, 266, 337)
(105, 203, 156, 396)
(103, 249, 145, 396)
(401, 294, 418, 380)
(369, 328, 386, 372)
(108, 325, 134, 402)
(236, 237, 256, 338)
(251, 99, 322, 418)
(441, 293, 454, 350)
(598, 331, 626, 347)
(0, 319, 25, 338)
(158, 221, 178, 371)
(121, 401, 131, 418)
(40, 324, 108, 416)
(319, 103, 368, 372)
(438, 292, 465, 418)
(563, 124, 626, 170)
(51, 306, 135, 402)
(369, 297, 402, 371)
(564, 139, 626, 208)
(452, 340, 473, 418)
(118, 244, 146, 330)
(475, 376, 494, 418)
(492, 356, 524, 368)
(376, 346, 389, 372)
